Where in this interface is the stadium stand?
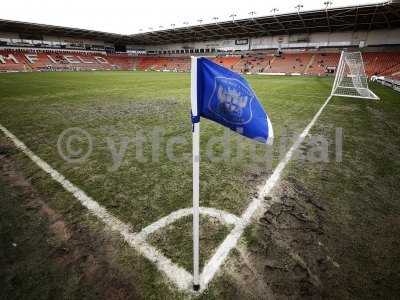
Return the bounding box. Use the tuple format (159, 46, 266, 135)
(107, 53, 138, 70)
(0, 49, 138, 71)
(2, 48, 400, 77)
(137, 56, 190, 71)
(306, 52, 341, 76)
(0, 1, 399, 76)
(0, 51, 28, 72)
(363, 52, 400, 76)
(263, 53, 314, 74)
(213, 55, 242, 70)
(230, 53, 271, 73)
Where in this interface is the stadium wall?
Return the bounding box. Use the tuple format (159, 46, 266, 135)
(136, 29, 400, 54)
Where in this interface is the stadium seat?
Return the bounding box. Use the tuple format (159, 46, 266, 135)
(212, 56, 242, 70)
(265, 53, 313, 74)
(363, 52, 400, 77)
(305, 52, 341, 76)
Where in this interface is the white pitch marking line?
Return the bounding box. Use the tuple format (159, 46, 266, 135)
(200, 95, 333, 291)
(137, 207, 241, 240)
(0, 124, 192, 291)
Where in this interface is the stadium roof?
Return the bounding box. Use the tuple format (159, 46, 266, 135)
(0, 1, 399, 46)
(0, 19, 129, 44)
(130, 1, 400, 45)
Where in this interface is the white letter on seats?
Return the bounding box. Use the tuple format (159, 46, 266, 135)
(94, 56, 108, 64)
(77, 56, 93, 63)
(0, 54, 19, 64)
(47, 55, 57, 64)
(64, 55, 80, 64)
(25, 54, 39, 64)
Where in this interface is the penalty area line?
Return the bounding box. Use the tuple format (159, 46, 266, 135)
(200, 95, 333, 290)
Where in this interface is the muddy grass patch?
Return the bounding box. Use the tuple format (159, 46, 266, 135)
(237, 176, 340, 299)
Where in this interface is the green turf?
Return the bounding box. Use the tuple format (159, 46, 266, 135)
(1, 71, 398, 299)
(0, 72, 331, 231)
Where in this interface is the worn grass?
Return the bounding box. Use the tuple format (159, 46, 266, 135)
(1, 71, 398, 298)
(283, 82, 400, 299)
(0, 72, 331, 230)
(242, 82, 400, 299)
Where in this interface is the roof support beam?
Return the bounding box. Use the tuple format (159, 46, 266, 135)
(297, 12, 308, 34)
(368, 5, 379, 31)
(250, 18, 272, 36)
(326, 8, 332, 32)
(382, 11, 391, 29)
(273, 15, 289, 34)
(354, 6, 359, 31)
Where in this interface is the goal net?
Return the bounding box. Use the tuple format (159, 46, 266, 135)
(331, 51, 379, 100)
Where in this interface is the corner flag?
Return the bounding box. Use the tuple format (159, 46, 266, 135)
(190, 57, 273, 291)
(194, 57, 273, 144)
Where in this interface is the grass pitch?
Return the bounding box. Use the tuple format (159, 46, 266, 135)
(0, 71, 399, 299)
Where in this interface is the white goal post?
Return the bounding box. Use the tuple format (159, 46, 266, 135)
(331, 51, 379, 100)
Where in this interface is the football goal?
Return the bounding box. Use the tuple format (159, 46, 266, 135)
(331, 51, 379, 100)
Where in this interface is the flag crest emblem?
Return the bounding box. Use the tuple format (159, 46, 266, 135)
(209, 77, 254, 125)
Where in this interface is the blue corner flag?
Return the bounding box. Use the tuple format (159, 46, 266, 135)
(190, 57, 274, 289)
(194, 57, 273, 144)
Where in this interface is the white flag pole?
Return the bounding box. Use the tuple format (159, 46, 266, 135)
(190, 56, 200, 291)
